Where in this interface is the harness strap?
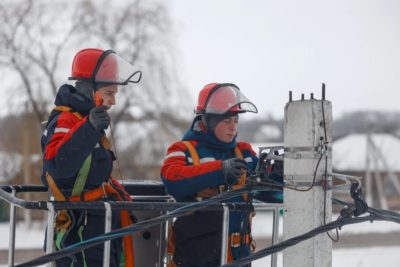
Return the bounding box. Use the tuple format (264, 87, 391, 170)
(53, 106, 83, 120)
(71, 154, 92, 197)
(182, 141, 200, 165)
(46, 172, 66, 202)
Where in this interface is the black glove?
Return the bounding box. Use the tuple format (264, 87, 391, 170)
(88, 106, 110, 132)
(222, 157, 248, 186)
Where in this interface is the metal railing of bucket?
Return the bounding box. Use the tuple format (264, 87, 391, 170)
(0, 184, 282, 267)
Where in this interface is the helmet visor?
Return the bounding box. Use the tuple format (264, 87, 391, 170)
(94, 52, 141, 85)
(205, 85, 258, 115)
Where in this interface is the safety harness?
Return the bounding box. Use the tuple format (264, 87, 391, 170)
(46, 106, 134, 267)
(167, 141, 255, 266)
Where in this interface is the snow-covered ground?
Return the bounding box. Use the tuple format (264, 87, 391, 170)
(1, 211, 400, 266)
(251, 246, 400, 267)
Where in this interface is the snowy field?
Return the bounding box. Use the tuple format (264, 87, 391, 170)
(1, 211, 400, 266)
(251, 247, 400, 267)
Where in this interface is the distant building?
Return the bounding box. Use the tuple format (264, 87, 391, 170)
(333, 133, 400, 209)
(253, 124, 282, 143)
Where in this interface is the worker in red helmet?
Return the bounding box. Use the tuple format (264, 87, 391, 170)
(40, 48, 141, 267)
(161, 83, 277, 266)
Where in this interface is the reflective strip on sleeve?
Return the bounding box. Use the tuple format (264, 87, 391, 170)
(199, 157, 216, 163)
(244, 157, 253, 163)
(165, 151, 186, 159)
(54, 128, 70, 134)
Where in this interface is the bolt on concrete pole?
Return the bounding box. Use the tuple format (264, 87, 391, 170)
(283, 95, 332, 267)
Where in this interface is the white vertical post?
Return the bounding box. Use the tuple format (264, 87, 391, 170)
(365, 133, 373, 206)
(283, 97, 332, 267)
(8, 188, 16, 267)
(220, 204, 230, 265)
(103, 202, 112, 267)
(46, 202, 55, 267)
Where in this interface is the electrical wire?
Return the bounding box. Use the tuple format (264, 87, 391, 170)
(221, 213, 385, 267)
(14, 186, 269, 267)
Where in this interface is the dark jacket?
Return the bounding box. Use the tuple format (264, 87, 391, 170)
(41, 84, 121, 267)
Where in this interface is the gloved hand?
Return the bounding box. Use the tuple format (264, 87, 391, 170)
(88, 106, 110, 132)
(222, 157, 248, 186)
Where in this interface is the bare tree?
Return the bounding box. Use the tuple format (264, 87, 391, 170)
(0, 0, 86, 122)
(0, 0, 192, 179)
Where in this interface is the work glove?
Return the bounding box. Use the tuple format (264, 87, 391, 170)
(222, 157, 248, 186)
(88, 106, 110, 132)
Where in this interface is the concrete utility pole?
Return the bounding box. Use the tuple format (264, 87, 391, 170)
(283, 87, 332, 267)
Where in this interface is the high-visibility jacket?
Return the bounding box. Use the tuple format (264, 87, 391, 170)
(161, 116, 258, 265)
(41, 84, 131, 267)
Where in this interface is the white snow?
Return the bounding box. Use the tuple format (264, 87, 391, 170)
(0, 221, 45, 250)
(251, 246, 400, 267)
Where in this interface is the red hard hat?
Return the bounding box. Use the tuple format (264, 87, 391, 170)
(69, 48, 142, 86)
(196, 83, 218, 113)
(195, 83, 258, 115)
(70, 48, 104, 80)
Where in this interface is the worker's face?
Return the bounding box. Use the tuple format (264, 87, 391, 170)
(214, 115, 238, 143)
(97, 85, 118, 108)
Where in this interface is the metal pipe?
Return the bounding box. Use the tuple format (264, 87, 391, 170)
(289, 91, 292, 102)
(301, 93, 304, 100)
(46, 202, 55, 267)
(271, 207, 280, 267)
(220, 204, 230, 265)
(322, 83, 326, 100)
(103, 202, 112, 267)
(8, 187, 16, 267)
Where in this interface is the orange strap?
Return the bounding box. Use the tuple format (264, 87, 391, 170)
(53, 106, 83, 120)
(46, 172, 66, 202)
(182, 141, 200, 165)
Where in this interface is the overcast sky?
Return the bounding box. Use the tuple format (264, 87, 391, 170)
(170, 0, 400, 119)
